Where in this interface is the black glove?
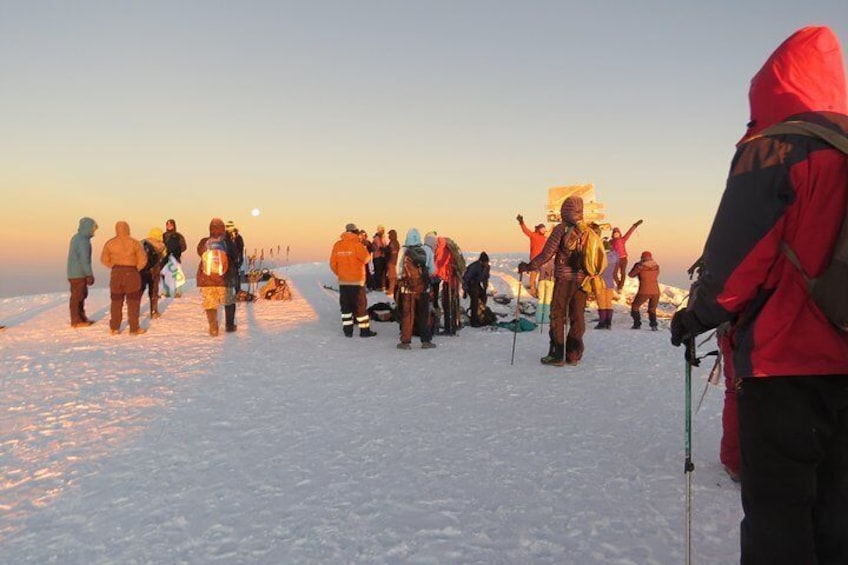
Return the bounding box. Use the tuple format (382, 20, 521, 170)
(517, 261, 530, 274)
(670, 310, 688, 347)
(671, 309, 701, 367)
(516, 214, 523, 223)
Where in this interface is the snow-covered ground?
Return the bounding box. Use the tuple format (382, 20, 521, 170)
(0, 256, 742, 564)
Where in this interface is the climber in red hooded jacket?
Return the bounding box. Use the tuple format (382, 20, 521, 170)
(671, 26, 848, 564)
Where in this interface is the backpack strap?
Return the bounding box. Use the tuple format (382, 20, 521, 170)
(758, 121, 848, 154)
(760, 120, 848, 289)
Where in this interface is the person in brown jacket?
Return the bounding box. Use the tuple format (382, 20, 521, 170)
(100, 221, 148, 335)
(628, 250, 660, 330)
(385, 229, 401, 296)
(197, 218, 240, 336)
(329, 223, 377, 338)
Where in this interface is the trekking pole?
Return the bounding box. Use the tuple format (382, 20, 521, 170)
(684, 336, 695, 565)
(285, 245, 290, 278)
(510, 272, 523, 365)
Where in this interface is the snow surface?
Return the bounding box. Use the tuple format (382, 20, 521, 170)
(0, 256, 742, 564)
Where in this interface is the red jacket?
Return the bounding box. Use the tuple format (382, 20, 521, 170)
(687, 26, 848, 378)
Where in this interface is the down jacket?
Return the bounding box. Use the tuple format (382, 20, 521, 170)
(100, 221, 146, 271)
(526, 196, 606, 296)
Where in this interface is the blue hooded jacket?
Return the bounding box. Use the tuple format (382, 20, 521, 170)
(67, 217, 97, 279)
(396, 228, 435, 278)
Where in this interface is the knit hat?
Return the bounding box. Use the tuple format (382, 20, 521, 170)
(225, 220, 236, 233)
(345, 223, 358, 233)
(148, 227, 164, 242)
(535, 223, 546, 231)
(641, 251, 653, 260)
(480, 251, 490, 263)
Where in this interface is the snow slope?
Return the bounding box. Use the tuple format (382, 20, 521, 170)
(0, 257, 742, 564)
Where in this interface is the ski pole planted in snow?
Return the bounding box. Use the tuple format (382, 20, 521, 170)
(510, 272, 523, 365)
(684, 336, 696, 565)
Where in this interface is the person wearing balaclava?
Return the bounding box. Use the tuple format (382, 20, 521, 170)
(670, 26, 848, 564)
(519, 195, 606, 366)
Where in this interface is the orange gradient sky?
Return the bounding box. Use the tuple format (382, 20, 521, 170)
(2, 3, 846, 297)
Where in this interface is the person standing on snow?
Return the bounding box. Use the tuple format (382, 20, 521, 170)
(100, 221, 147, 335)
(671, 25, 848, 564)
(197, 218, 240, 336)
(140, 228, 167, 319)
(163, 218, 187, 297)
(385, 229, 401, 297)
(462, 252, 491, 327)
(396, 228, 435, 349)
(516, 214, 547, 298)
(371, 225, 388, 292)
(628, 251, 660, 330)
(519, 196, 606, 366)
(594, 240, 619, 329)
(329, 223, 377, 338)
(67, 216, 98, 328)
(609, 219, 643, 291)
(225, 221, 246, 291)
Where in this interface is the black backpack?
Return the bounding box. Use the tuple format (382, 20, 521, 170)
(142, 240, 162, 272)
(760, 120, 848, 332)
(401, 245, 429, 293)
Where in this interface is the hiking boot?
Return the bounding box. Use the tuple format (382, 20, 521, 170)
(541, 355, 565, 366)
(129, 327, 147, 336)
(110, 329, 121, 336)
(650, 325, 658, 331)
(359, 329, 377, 338)
(421, 341, 436, 349)
(397, 343, 412, 350)
(225, 325, 237, 333)
(72, 320, 94, 328)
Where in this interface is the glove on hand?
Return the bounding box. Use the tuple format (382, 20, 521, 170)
(671, 309, 701, 367)
(517, 262, 530, 274)
(516, 214, 523, 223)
(670, 310, 688, 347)
(85, 276, 95, 286)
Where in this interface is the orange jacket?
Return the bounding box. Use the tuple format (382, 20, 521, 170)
(520, 221, 547, 260)
(330, 232, 370, 286)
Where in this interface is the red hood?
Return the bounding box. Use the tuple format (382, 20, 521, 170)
(741, 26, 847, 144)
